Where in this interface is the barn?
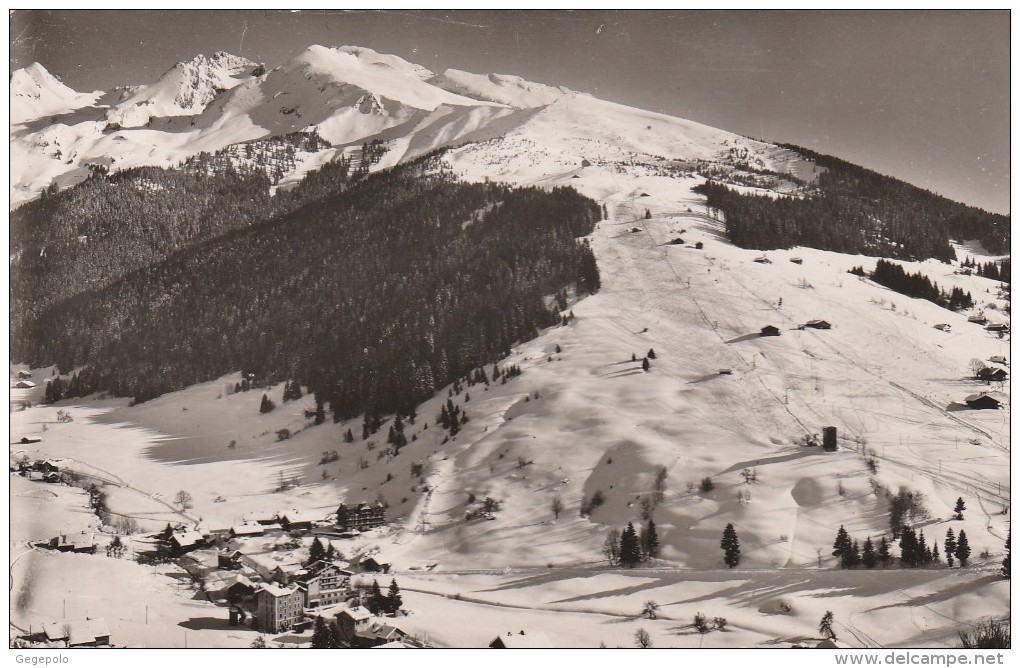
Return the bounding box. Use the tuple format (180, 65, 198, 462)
(964, 393, 1004, 410)
(760, 325, 781, 337)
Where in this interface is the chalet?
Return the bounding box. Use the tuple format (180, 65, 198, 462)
(489, 630, 554, 648)
(760, 325, 781, 337)
(753, 256, 771, 264)
(181, 550, 221, 578)
(229, 523, 265, 538)
(225, 575, 257, 604)
(986, 323, 1009, 332)
(279, 510, 317, 530)
(357, 622, 413, 648)
(789, 257, 803, 264)
(169, 531, 206, 557)
(17, 370, 33, 379)
(805, 320, 832, 330)
(977, 367, 1008, 382)
(718, 368, 732, 375)
(255, 584, 305, 633)
(968, 315, 988, 325)
(217, 549, 244, 570)
(933, 323, 951, 332)
(964, 393, 1004, 410)
(336, 606, 375, 645)
(14, 380, 36, 389)
(41, 471, 61, 483)
(989, 355, 1008, 365)
(337, 501, 386, 531)
(42, 618, 111, 647)
(53, 531, 97, 554)
(295, 560, 352, 608)
(358, 555, 391, 573)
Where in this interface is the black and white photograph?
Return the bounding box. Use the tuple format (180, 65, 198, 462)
(8, 8, 1011, 654)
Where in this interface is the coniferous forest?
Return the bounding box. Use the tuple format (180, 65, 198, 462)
(12, 153, 601, 418)
(694, 146, 1009, 261)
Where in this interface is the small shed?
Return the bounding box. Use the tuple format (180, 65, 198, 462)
(754, 256, 771, 264)
(968, 315, 988, 325)
(760, 325, 781, 337)
(489, 631, 554, 648)
(279, 510, 316, 530)
(789, 257, 803, 264)
(43, 618, 111, 647)
(822, 426, 838, 451)
(169, 531, 206, 556)
(989, 355, 1008, 365)
(17, 370, 33, 379)
(933, 323, 951, 332)
(986, 323, 1009, 332)
(230, 523, 265, 538)
(15, 380, 36, 389)
(805, 320, 832, 330)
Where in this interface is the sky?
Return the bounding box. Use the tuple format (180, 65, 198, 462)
(9, 9, 1010, 214)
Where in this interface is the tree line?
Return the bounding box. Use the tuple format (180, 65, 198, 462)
(16, 156, 601, 423)
(693, 145, 1008, 262)
(849, 259, 975, 311)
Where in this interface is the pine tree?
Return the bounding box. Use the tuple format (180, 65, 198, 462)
(642, 357, 650, 372)
(845, 539, 861, 569)
(945, 529, 957, 567)
(644, 519, 661, 559)
(369, 579, 385, 614)
(314, 395, 325, 425)
(343, 428, 354, 443)
(955, 530, 971, 567)
(387, 578, 402, 615)
(833, 525, 851, 562)
(620, 522, 642, 567)
(900, 526, 919, 567)
(325, 541, 335, 562)
(862, 537, 877, 569)
(308, 537, 325, 564)
(878, 536, 891, 567)
(931, 543, 940, 564)
(954, 497, 966, 520)
(259, 393, 275, 413)
(819, 611, 836, 641)
(1002, 532, 1010, 579)
(312, 617, 331, 648)
(721, 523, 741, 568)
(647, 348, 656, 359)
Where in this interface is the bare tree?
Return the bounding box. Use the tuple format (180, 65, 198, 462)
(653, 465, 668, 502)
(551, 495, 563, 520)
(174, 490, 193, 511)
(643, 600, 660, 619)
(635, 628, 652, 648)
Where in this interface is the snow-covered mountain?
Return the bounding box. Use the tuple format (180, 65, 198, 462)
(10, 45, 806, 209)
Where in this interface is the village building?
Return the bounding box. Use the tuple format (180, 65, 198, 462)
(977, 367, 1008, 382)
(805, 319, 832, 330)
(336, 501, 386, 531)
(357, 555, 392, 573)
(753, 256, 771, 264)
(50, 531, 97, 554)
(279, 510, 317, 530)
(989, 355, 1008, 365)
(254, 584, 304, 633)
(933, 323, 951, 332)
(169, 531, 207, 557)
(968, 314, 988, 325)
(986, 323, 1009, 332)
(17, 370, 33, 379)
(229, 523, 265, 538)
(760, 325, 781, 337)
(356, 621, 414, 648)
(336, 606, 375, 647)
(15, 380, 36, 389)
(218, 549, 244, 570)
(295, 560, 352, 608)
(964, 392, 1004, 410)
(42, 618, 111, 647)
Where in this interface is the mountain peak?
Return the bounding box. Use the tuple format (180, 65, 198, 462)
(10, 62, 100, 125)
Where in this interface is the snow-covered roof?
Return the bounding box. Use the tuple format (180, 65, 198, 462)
(374, 641, 416, 648)
(43, 618, 111, 645)
(340, 606, 372, 622)
(170, 531, 204, 547)
(258, 583, 300, 598)
(230, 523, 265, 536)
(280, 510, 318, 523)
